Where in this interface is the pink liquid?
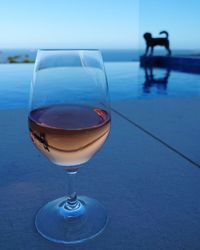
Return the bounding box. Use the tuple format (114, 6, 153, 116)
(28, 105, 110, 166)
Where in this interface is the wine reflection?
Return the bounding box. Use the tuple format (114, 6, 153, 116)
(143, 65, 171, 94)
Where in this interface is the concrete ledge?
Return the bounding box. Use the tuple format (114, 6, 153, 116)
(140, 55, 200, 74)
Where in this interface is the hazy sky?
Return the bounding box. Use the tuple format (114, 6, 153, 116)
(0, 0, 199, 49)
(140, 0, 200, 50)
(0, 0, 139, 49)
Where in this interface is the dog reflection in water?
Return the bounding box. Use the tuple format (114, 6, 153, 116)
(143, 66, 171, 94)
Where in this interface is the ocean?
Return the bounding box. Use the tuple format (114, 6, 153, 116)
(0, 49, 199, 63)
(0, 49, 137, 63)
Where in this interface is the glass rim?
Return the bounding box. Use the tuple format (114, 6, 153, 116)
(37, 49, 101, 52)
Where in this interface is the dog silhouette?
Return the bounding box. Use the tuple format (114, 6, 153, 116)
(143, 31, 171, 56)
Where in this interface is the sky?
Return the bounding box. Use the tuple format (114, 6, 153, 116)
(140, 0, 200, 50)
(0, 0, 139, 49)
(0, 0, 199, 50)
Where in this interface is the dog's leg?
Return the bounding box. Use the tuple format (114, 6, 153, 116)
(144, 46, 149, 56)
(165, 43, 171, 56)
(167, 47, 171, 56)
(150, 46, 154, 56)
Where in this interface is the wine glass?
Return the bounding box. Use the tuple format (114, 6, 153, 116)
(28, 49, 111, 244)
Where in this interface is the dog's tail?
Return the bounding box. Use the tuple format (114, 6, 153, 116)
(159, 31, 169, 38)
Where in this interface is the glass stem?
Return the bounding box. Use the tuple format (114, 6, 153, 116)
(65, 169, 80, 210)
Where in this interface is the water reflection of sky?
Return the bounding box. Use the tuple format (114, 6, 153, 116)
(106, 62, 200, 101)
(0, 63, 200, 108)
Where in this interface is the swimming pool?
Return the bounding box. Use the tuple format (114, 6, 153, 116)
(0, 62, 200, 108)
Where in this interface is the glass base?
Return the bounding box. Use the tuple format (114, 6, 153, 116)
(35, 196, 108, 244)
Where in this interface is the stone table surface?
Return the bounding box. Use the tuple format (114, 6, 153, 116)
(1, 97, 200, 250)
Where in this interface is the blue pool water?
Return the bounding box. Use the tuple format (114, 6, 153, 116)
(0, 62, 200, 108)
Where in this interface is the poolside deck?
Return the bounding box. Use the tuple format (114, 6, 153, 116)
(140, 55, 200, 74)
(1, 97, 200, 249)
